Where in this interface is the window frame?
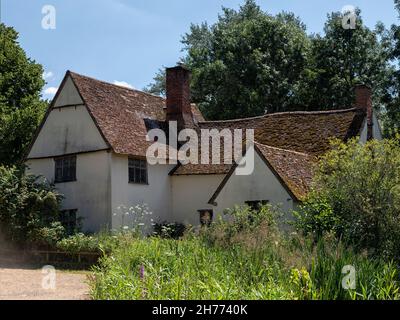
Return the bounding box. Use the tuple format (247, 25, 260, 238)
(128, 157, 149, 185)
(54, 155, 77, 184)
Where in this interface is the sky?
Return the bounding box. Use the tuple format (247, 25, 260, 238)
(1, 0, 399, 98)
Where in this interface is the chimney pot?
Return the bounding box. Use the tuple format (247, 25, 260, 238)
(166, 66, 194, 129)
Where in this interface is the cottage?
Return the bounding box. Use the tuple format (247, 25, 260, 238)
(25, 66, 382, 232)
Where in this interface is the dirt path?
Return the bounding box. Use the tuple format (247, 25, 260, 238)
(0, 263, 91, 300)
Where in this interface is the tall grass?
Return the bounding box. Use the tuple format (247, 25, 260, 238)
(90, 206, 400, 300)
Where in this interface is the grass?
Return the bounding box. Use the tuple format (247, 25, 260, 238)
(90, 231, 400, 300)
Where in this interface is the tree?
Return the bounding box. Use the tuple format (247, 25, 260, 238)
(0, 23, 47, 166)
(147, 2, 393, 124)
(296, 10, 393, 114)
(381, 0, 400, 137)
(146, 0, 311, 120)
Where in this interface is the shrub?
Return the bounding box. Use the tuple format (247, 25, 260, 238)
(153, 222, 187, 239)
(295, 138, 400, 260)
(0, 166, 64, 245)
(293, 194, 339, 239)
(55, 231, 137, 255)
(56, 233, 101, 254)
(201, 204, 281, 248)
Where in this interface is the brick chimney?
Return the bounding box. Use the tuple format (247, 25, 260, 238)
(355, 85, 373, 141)
(166, 66, 194, 130)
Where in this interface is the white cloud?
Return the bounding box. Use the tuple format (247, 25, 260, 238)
(113, 80, 134, 89)
(42, 71, 54, 80)
(43, 87, 58, 96)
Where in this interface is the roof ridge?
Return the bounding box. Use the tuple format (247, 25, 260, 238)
(67, 70, 166, 101)
(199, 107, 361, 124)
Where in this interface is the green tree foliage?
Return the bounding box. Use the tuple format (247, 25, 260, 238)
(0, 23, 47, 166)
(146, 0, 311, 119)
(297, 10, 393, 113)
(295, 138, 400, 261)
(382, 0, 400, 136)
(146, 1, 394, 129)
(0, 166, 64, 245)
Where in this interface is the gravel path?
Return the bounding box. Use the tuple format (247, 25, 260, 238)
(0, 263, 91, 300)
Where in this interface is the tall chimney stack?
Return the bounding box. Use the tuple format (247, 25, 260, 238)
(166, 66, 194, 130)
(355, 85, 373, 141)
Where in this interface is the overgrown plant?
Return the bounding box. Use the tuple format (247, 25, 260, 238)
(90, 206, 400, 300)
(295, 138, 400, 261)
(0, 166, 64, 245)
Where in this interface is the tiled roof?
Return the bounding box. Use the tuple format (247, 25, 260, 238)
(175, 108, 366, 175)
(176, 108, 366, 201)
(200, 108, 366, 156)
(255, 143, 316, 200)
(69, 71, 203, 157)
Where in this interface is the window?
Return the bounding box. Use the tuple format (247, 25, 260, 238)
(245, 200, 269, 211)
(129, 158, 148, 184)
(60, 209, 77, 235)
(55, 155, 76, 183)
(198, 210, 213, 227)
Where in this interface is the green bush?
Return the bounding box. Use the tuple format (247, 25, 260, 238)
(56, 231, 137, 255)
(56, 233, 101, 254)
(295, 138, 400, 260)
(153, 222, 187, 239)
(294, 194, 339, 239)
(0, 166, 65, 245)
(202, 204, 281, 247)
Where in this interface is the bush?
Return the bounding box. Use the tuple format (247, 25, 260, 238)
(0, 166, 65, 245)
(294, 194, 339, 239)
(56, 233, 101, 254)
(56, 232, 137, 255)
(153, 222, 187, 239)
(201, 204, 281, 248)
(295, 138, 400, 260)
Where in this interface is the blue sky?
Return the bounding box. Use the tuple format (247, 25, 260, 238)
(1, 0, 399, 98)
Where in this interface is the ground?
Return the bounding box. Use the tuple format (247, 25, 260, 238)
(0, 260, 90, 300)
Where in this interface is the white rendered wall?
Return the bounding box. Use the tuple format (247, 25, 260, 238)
(171, 174, 225, 226)
(213, 151, 295, 218)
(28, 104, 108, 159)
(26, 151, 112, 233)
(360, 112, 383, 143)
(110, 154, 175, 230)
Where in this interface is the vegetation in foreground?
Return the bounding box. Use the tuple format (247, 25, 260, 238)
(90, 209, 400, 300)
